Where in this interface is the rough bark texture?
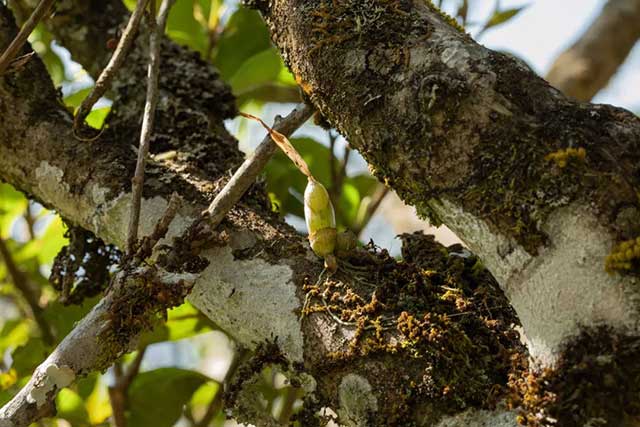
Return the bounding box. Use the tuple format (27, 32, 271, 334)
(260, 0, 640, 360)
(547, 0, 640, 101)
(2, 1, 640, 426)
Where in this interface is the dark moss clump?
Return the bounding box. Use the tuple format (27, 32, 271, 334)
(508, 327, 640, 427)
(302, 232, 524, 421)
(99, 266, 193, 368)
(50, 225, 121, 305)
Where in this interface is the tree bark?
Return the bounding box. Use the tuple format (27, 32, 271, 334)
(547, 0, 640, 101)
(1, 1, 640, 426)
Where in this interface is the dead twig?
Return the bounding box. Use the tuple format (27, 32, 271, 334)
(0, 237, 54, 345)
(127, 0, 174, 254)
(0, 0, 55, 76)
(203, 103, 314, 228)
(73, 0, 150, 135)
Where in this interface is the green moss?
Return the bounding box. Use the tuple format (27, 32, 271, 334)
(508, 327, 640, 427)
(301, 232, 524, 423)
(424, 0, 466, 33)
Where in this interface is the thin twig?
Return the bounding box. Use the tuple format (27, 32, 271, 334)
(127, 0, 174, 254)
(0, 0, 55, 76)
(353, 186, 389, 237)
(73, 0, 149, 133)
(203, 103, 314, 228)
(0, 237, 54, 345)
(109, 346, 147, 427)
(132, 192, 181, 263)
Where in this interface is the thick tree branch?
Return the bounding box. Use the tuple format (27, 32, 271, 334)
(260, 0, 640, 363)
(3, 2, 640, 426)
(546, 0, 640, 101)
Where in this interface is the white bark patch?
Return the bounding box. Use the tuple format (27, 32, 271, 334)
(26, 364, 75, 407)
(434, 409, 518, 427)
(507, 205, 639, 364)
(188, 244, 304, 362)
(432, 199, 640, 364)
(431, 198, 531, 285)
(337, 374, 377, 427)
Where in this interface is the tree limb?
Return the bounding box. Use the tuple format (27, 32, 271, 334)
(0, 0, 54, 75)
(546, 0, 640, 101)
(0, 237, 54, 345)
(73, 0, 149, 131)
(127, 0, 175, 253)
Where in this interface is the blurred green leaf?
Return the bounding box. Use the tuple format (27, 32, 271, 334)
(190, 380, 219, 406)
(15, 214, 67, 265)
(338, 182, 361, 227)
(11, 338, 48, 377)
(0, 183, 27, 239)
(86, 376, 112, 424)
(483, 6, 526, 31)
(56, 388, 90, 426)
(63, 87, 92, 109)
(229, 48, 282, 94)
(43, 296, 100, 340)
(0, 319, 30, 356)
(167, 0, 208, 55)
(213, 8, 271, 81)
(140, 301, 215, 345)
(127, 368, 209, 427)
(85, 107, 111, 129)
(29, 25, 65, 86)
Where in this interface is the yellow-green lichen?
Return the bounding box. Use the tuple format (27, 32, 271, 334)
(544, 147, 587, 168)
(605, 236, 640, 273)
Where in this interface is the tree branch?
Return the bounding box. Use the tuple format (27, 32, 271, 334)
(0, 238, 54, 345)
(73, 0, 149, 131)
(203, 103, 314, 227)
(127, 0, 175, 253)
(546, 0, 640, 101)
(0, 0, 54, 75)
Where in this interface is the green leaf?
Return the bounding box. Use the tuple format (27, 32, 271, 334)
(85, 107, 111, 129)
(11, 338, 49, 377)
(56, 388, 90, 426)
(15, 214, 67, 265)
(483, 6, 527, 31)
(338, 182, 361, 227)
(140, 302, 215, 345)
(0, 319, 30, 356)
(63, 87, 92, 109)
(213, 8, 271, 81)
(0, 183, 27, 238)
(229, 48, 282, 94)
(127, 368, 209, 427)
(86, 376, 112, 424)
(166, 0, 208, 55)
(190, 381, 220, 406)
(43, 296, 100, 341)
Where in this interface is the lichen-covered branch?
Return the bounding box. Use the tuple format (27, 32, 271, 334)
(259, 0, 640, 363)
(546, 0, 640, 101)
(2, 2, 640, 426)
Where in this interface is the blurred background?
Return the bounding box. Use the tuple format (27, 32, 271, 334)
(1, 0, 638, 425)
